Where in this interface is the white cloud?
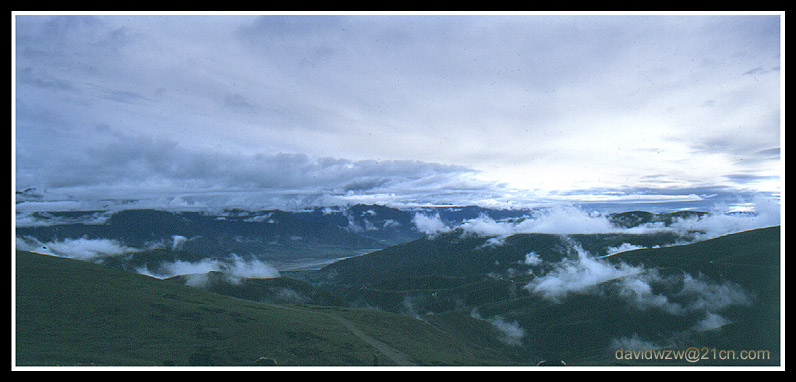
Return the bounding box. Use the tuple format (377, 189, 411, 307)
(609, 333, 661, 352)
(138, 254, 280, 283)
(14, 13, 782, 211)
(411, 196, 780, 243)
(605, 243, 647, 256)
(171, 235, 188, 251)
(524, 240, 753, 319)
(524, 242, 647, 303)
(411, 212, 451, 237)
(470, 309, 526, 346)
(692, 312, 732, 332)
(523, 251, 542, 266)
(16, 236, 142, 260)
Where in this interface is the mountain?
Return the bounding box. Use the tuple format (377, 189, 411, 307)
(312, 226, 781, 365)
(17, 208, 385, 254)
(292, 203, 540, 245)
(15, 208, 387, 273)
(14, 204, 541, 272)
(314, 229, 687, 302)
(14, 204, 781, 366)
(606, 210, 709, 229)
(15, 250, 527, 366)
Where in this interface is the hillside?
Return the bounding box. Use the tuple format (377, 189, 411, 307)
(164, 271, 349, 307)
(314, 229, 686, 308)
(14, 250, 525, 367)
(312, 226, 781, 365)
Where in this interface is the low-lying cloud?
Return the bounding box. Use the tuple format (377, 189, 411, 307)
(524, 241, 753, 317)
(16, 236, 143, 260)
(525, 238, 756, 353)
(470, 308, 526, 346)
(136, 254, 280, 285)
(412, 196, 780, 242)
(411, 212, 452, 237)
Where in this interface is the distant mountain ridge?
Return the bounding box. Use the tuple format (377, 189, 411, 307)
(14, 204, 540, 263)
(14, 203, 757, 278)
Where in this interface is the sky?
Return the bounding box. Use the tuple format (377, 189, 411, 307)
(12, 11, 784, 214)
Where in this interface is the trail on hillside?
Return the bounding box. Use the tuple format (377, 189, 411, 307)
(265, 303, 416, 366)
(319, 311, 417, 366)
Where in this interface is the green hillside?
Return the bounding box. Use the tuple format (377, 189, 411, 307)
(164, 271, 349, 307)
(14, 250, 523, 367)
(14, 225, 782, 367)
(313, 226, 781, 366)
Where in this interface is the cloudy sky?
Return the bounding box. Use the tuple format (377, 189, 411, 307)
(13, 12, 783, 212)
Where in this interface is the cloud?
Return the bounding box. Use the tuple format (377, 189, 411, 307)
(411, 212, 452, 237)
(15, 209, 113, 227)
(523, 241, 753, 318)
(16, 236, 142, 260)
(676, 274, 752, 313)
(523, 251, 543, 266)
(470, 309, 526, 346)
(137, 254, 280, 283)
(605, 243, 647, 256)
(431, 205, 648, 241)
(609, 311, 740, 353)
(171, 235, 189, 251)
(15, 125, 506, 211)
(692, 312, 732, 332)
(609, 333, 661, 351)
(14, 14, 781, 211)
(411, 195, 780, 243)
(524, 241, 648, 303)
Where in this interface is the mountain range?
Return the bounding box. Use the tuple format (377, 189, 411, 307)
(14, 204, 782, 366)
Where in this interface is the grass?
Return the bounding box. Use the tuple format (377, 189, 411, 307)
(14, 250, 523, 367)
(15, 250, 376, 366)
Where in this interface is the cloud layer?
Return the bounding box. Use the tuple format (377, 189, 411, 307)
(14, 13, 782, 211)
(411, 195, 780, 241)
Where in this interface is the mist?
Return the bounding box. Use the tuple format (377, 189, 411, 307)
(411, 195, 780, 242)
(523, 239, 754, 350)
(16, 236, 143, 260)
(135, 254, 281, 285)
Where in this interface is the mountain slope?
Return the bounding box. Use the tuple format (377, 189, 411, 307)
(311, 226, 781, 365)
(14, 250, 525, 366)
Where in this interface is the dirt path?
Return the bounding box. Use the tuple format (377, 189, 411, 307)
(265, 303, 417, 366)
(319, 311, 417, 366)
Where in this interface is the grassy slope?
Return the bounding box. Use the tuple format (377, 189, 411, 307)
(604, 226, 782, 366)
(14, 250, 519, 367)
(317, 226, 782, 366)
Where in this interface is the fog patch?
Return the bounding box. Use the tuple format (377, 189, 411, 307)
(524, 241, 753, 317)
(605, 242, 647, 256)
(525, 242, 648, 304)
(692, 312, 732, 332)
(411, 212, 451, 237)
(523, 251, 542, 266)
(138, 254, 280, 283)
(411, 196, 779, 244)
(470, 309, 526, 346)
(609, 333, 662, 351)
(16, 236, 142, 260)
(15, 209, 113, 227)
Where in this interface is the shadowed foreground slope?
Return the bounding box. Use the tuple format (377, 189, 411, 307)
(14, 250, 522, 367)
